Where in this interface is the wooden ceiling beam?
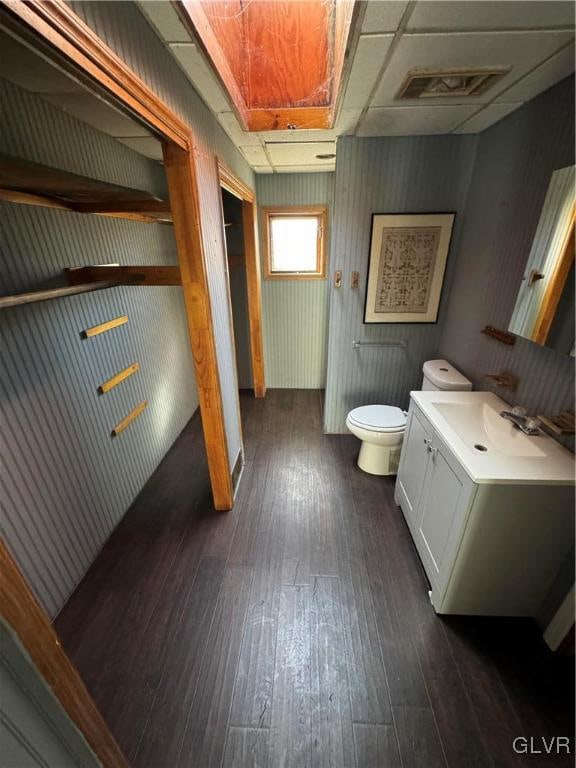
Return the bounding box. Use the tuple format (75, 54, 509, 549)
(246, 107, 331, 132)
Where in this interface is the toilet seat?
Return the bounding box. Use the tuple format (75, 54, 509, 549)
(347, 405, 407, 433)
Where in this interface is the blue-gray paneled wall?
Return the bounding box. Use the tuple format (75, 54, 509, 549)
(70, 0, 255, 468)
(1, 618, 101, 767)
(439, 76, 575, 451)
(0, 80, 197, 617)
(255, 173, 334, 388)
(324, 135, 478, 432)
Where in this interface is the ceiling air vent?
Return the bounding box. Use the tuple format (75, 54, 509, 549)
(396, 68, 510, 100)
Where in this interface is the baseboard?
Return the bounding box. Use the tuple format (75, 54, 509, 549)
(231, 448, 244, 496)
(543, 585, 575, 651)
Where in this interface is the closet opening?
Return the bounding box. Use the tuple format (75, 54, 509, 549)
(218, 161, 266, 399)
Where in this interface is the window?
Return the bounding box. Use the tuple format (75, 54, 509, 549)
(263, 206, 327, 279)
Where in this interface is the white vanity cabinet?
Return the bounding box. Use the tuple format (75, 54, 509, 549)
(395, 395, 575, 618)
(395, 406, 476, 602)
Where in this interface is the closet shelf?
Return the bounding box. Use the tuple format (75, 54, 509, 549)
(0, 281, 133, 310)
(66, 265, 181, 286)
(0, 265, 184, 309)
(0, 155, 172, 222)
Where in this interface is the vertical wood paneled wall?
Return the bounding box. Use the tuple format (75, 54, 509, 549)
(0, 79, 198, 617)
(324, 135, 477, 432)
(439, 76, 575, 451)
(255, 172, 334, 388)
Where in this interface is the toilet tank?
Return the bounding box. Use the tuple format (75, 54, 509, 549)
(421, 359, 472, 391)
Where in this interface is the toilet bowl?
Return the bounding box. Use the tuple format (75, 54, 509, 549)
(346, 405, 407, 475)
(346, 359, 472, 476)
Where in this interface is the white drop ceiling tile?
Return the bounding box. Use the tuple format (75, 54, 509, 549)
(453, 102, 521, 134)
(253, 166, 274, 174)
(42, 93, 151, 137)
(496, 41, 575, 102)
(362, 1, 409, 33)
(1, 33, 84, 94)
(408, 1, 575, 32)
(371, 30, 574, 107)
(117, 137, 164, 161)
(273, 165, 336, 173)
(137, 1, 191, 42)
(257, 128, 338, 142)
(334, 109, 363, 135)
(239, 145, 269, 165)
(218, 112, 263, 147)
(357, 104, 479, 136)
(342, 34, 394, 109)
(170, 43, 231, 112)
(265, 142, 337, 165)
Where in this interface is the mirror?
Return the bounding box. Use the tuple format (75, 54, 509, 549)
(509, 166, 575, 356)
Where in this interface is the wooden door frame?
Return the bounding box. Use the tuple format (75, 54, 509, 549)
(218, 159, 266, 398)
(532, 206, 575, 346)
(1, 0, 234, 510)
(0, 541, 129, 767)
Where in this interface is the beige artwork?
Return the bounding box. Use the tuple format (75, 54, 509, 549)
(374, 226, 441, 314)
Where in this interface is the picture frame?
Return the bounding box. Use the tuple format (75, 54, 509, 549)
(364, 212, 455, 324)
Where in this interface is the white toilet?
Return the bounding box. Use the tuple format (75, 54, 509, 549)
(346, 359, 472, 475)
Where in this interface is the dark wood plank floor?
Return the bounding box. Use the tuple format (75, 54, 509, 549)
(55, 390, 574, 768)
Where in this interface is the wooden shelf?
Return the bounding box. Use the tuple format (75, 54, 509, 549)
(481, 325, 516, 346)
(0, 281, 131, 310)
(0, 155, 172, 222)
(66, 265, 181, 286)
(1, 265, 183, 310)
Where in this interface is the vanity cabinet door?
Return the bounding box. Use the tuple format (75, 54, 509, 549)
(415, 437, 476, 598)
(395, 406, 433, 532)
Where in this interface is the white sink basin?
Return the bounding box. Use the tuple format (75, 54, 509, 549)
(433, 402, 546, 458)
(410, 390, 575, 484)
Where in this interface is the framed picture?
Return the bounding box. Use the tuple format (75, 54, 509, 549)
(364, 212, 455, 324)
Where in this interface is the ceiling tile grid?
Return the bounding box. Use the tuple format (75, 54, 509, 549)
(0, 28, 162, 161)
(136, 1, 574, 172)
(452, 102, 521, 134)
(357, 104, 479, 137)
(369, 30, 574, 108)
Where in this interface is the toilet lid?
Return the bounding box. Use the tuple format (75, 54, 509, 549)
(348, 405, 407, 432)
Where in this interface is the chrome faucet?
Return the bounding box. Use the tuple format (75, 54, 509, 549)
(500, 407, 541, 435)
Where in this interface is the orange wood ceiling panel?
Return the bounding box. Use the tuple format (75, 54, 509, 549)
(243, 1, 331, 109)
(199, 0, 331, 109)
(181, 0, 354, 130)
